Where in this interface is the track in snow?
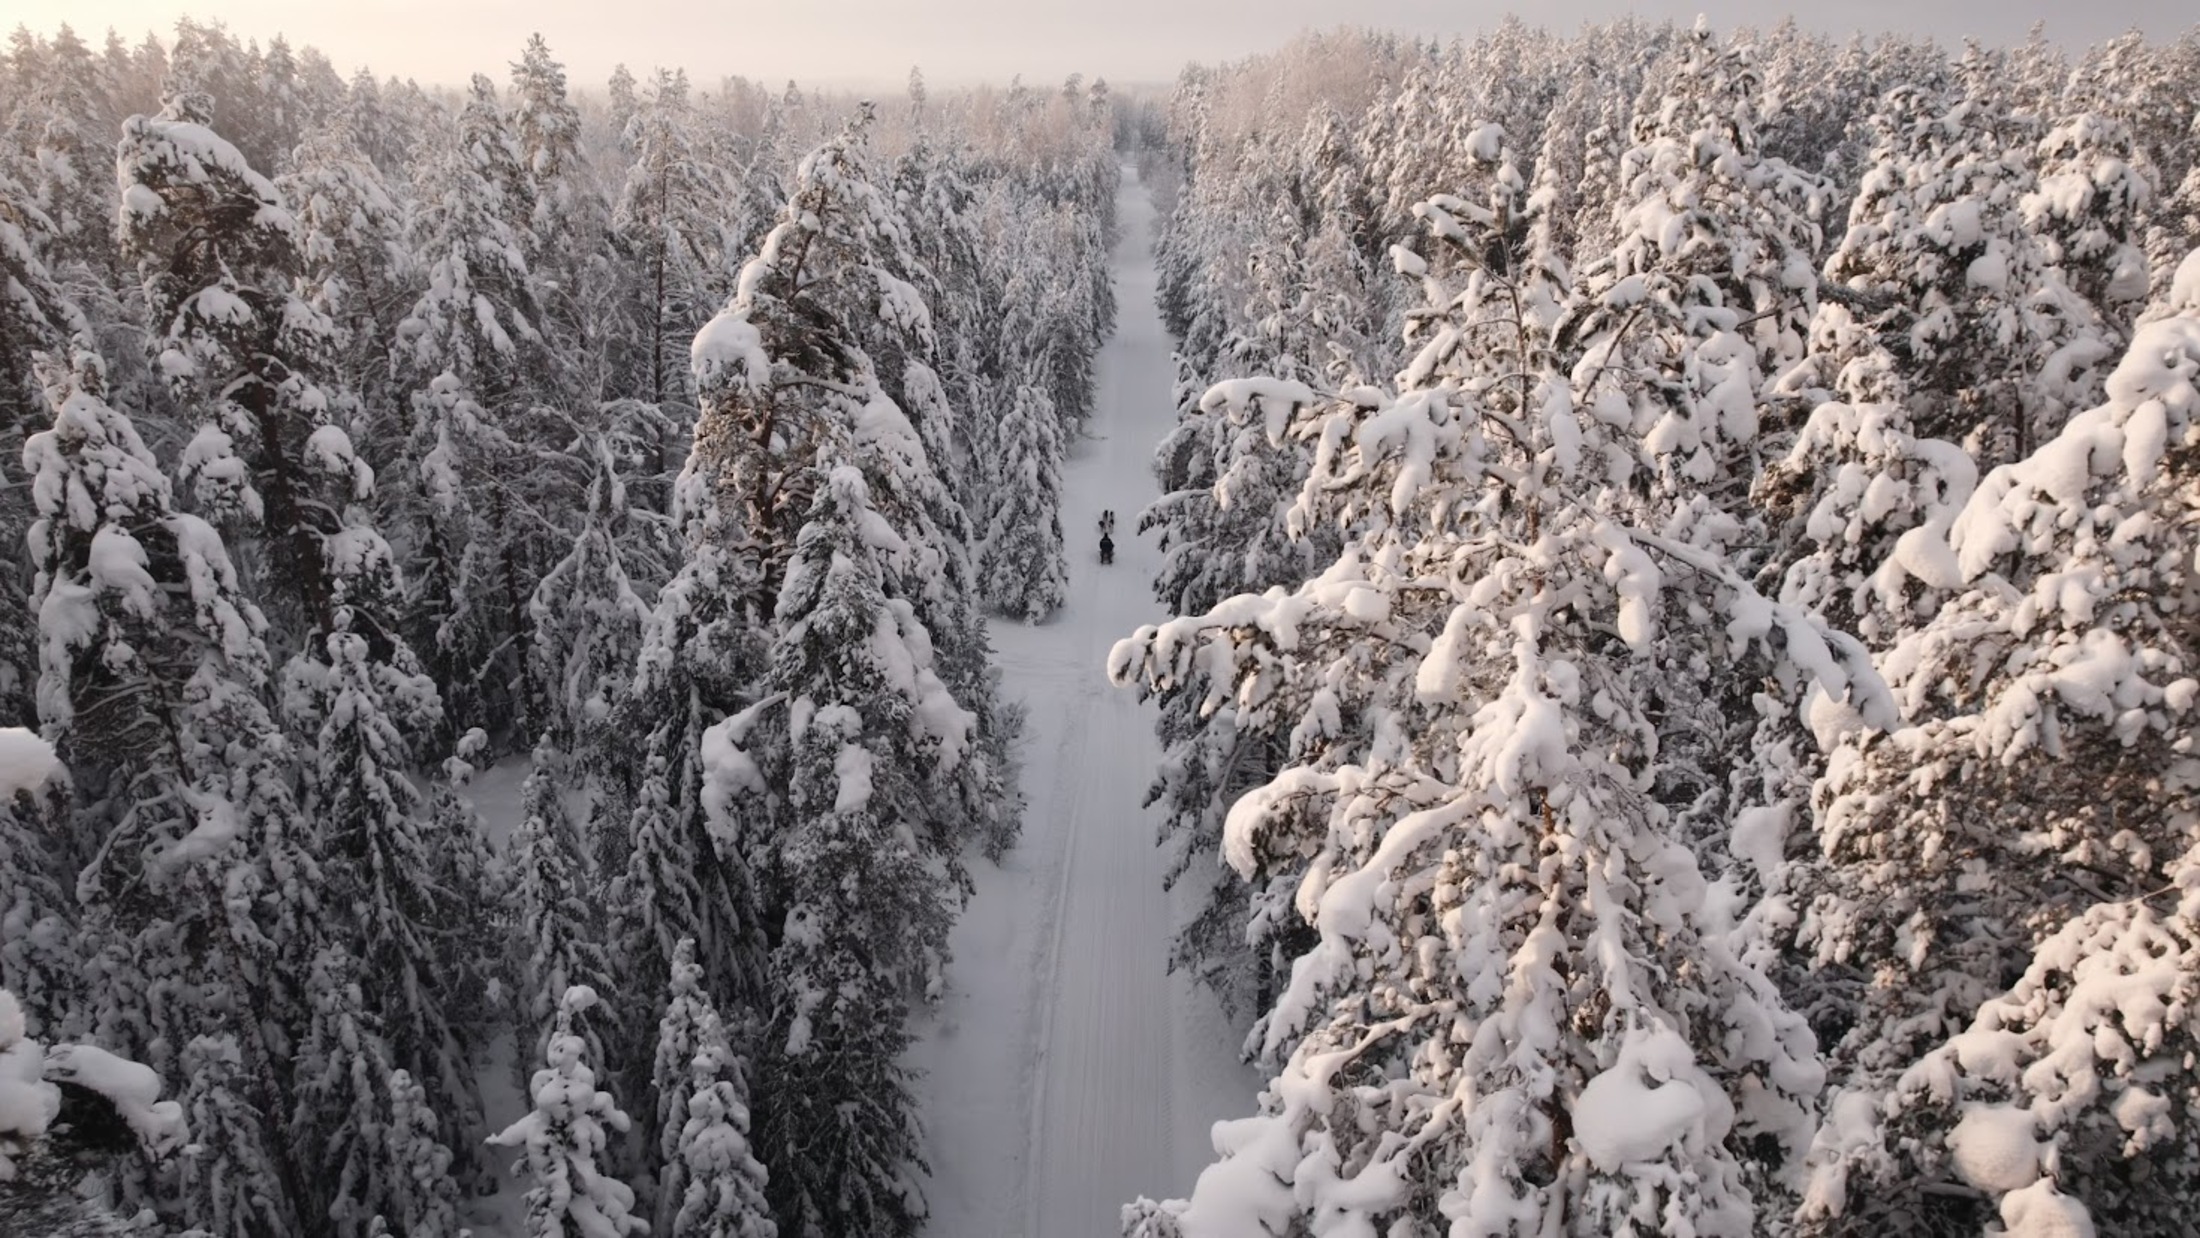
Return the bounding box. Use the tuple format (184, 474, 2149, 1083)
(907, 163, 1260, 1238)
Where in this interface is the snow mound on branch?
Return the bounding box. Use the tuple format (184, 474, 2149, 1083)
(2167, 249, 2200, 316)
(0, 730, 59, 799)
(41, 1042, 186, 1152)
(1999, 1180, 2096, 1238)
(1572, 1025, 1725, 1171)
(0, 990, 59, 1177)
(834, 744, 874, 812)
(1947, 1104, 2042, 1192)
(691, 309, 770, 395)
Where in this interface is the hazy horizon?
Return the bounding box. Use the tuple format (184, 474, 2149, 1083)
(8, 0, 2195, 94)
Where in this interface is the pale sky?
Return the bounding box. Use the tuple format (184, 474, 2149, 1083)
(10, 0, 2194, 91)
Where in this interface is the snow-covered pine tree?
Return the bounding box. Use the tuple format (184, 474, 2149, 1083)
(1817, 83, 2107, 471)
(1792, 275, 2200, 1237)
(489, 984, 645, 1238)
(1114, 115, 1893, 1234)
(2024, 110, 2156, 321)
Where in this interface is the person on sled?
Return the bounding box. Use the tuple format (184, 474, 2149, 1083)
(1098, 509, 1117, 564)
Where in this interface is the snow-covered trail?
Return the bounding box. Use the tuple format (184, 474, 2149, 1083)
(908, 163, 1260, 1237)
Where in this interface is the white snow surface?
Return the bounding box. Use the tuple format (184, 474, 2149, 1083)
(906, 163, 1261, 1238)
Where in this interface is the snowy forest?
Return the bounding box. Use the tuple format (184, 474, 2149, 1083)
(0, 17, 1116, 1238)
(4, 9, 2200, 1238)
(1115, 17, 2200, 1238)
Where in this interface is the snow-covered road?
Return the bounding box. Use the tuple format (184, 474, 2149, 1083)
(908, 163, 1260, 1238)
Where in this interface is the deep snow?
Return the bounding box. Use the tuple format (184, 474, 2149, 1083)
(907, 163, 1261, 1238)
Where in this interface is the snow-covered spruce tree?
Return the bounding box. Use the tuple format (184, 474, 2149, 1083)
(508, 34, 613, 405)
(292, 624, 486, 1189)
(279, 123, 413, 432)
(601, 362, 774, 1103)
(611, 67, 741, 411)
(3, 26, 116, 291)
(670, 105, 997, 989)
(175, 1034, 297, 1237)
(24, 347, 310, 1233)
(1792, 280, 2200, 1237)
(694, 105, 1010, 869)
(489, 985, 646, 1238)
(507, 34, 582, 240)
(1113, 134, 1894, 1234)
(646, 936, 722, 1230)
(649, 937, 771, 1238)
(978, 383, 1066, 621)
(422, 728, 508, 1042)
(888, 137, 986, 491)
(288, 946, 466, 1238)
(396, 372, 526, 744)
(0, 729, 73, 1038)
(397, 74, 543, 406)
(666, 1038, 775, 1238)
(508, 740, 615, 1086)
(529, 436, 650, 770)
(598, 244, 792, 1098)
(117, 84, 365, 648)
(0, 163, 86, 521)
(733, 466, 957, 1238)
(606, 710, 763, 1107)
